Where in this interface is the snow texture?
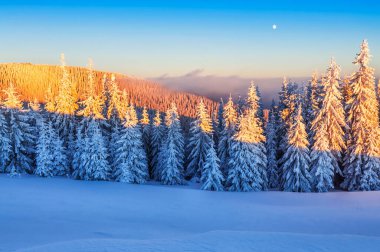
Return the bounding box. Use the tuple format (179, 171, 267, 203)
(1, 175, 380, 252)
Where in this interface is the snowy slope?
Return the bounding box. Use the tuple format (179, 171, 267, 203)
(1, 175, 380, 252)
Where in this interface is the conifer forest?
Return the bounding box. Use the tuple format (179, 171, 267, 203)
(1, 40, 379, 193)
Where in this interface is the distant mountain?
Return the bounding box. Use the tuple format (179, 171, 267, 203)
(0, 63, 218, 119)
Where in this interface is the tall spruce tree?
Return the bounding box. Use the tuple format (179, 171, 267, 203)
(81, 119, 110, 181)
(218, 95, 238, 177)
(0, 109, 11, 173)
(3, 83, 34, 175)
(114, 104, 148, 183)
(78, 59, 104, 120)
(342, 40, 380, 191)
(280, 106, 312, 192)
(158, 103, 185, 185)
(186, 100, 213, 181)
(310, 59, 346, 191)
(35, 118, 54, 177)
(54, 54, 78, 170)
(266, 107, 279, 189)
(35, 118, 68, 177)
(304, 72, 320, 142)
(151, 110, 166, 180)
(227, 83, 267, 192)
(140, 107, 152, 176)
(201, 139, 224, 191)
(54, 54, 77, 124)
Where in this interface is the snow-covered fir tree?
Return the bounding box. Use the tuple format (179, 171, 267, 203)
(310, 123, 335, 192)
(255, 85, 265, 122)
(3, 83, 34, 175)
(140, 107, 152, 175)
(310, 59, 346, 190)
(342, 40, 380, 191)
(227, 84, 267, 192)
(304, 72, 320, 140)
(158, 103, 185, 185)
(54, 54, 78, 169)
(78, 59, 104, 120)
(280, 106, 312, 192)
(215, 98, 225, 145)
(27, 99, 42, 168)
(80, 119, 110, 181)
(266, 107, 279, 189)
(0, 109, 11, 173)
(201, 140, 224, 191)
(119, 89, 129, 121)
(55, 53, 78, 117)
(277, 77, 292, 153)
(106, 74, 123, 123)
(114, 104, 148, 183)
(72, 122, 85, 179)
(151, 110, 166, 180)
(218, 95, 238, 177)
(35, 119, 68, 177)
(54, 53, 78, 130)
(186, 100, 213, 181)
(35, 118, 54, 177)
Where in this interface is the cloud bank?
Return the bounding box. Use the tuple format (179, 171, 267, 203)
(151, 70, 309, 107)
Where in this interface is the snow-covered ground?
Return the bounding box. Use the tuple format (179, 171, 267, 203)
(1, 175, 380, 252)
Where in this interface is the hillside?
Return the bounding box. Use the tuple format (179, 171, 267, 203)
(1, 175, 380, 252)
(0, 63, 218, 119)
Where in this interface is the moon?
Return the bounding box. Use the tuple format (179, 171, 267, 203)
(272, 24, 277, 30)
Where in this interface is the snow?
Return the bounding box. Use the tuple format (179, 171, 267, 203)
(1, 175, 380, 252)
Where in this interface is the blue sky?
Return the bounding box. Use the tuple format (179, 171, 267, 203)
(1, 0, 379, 83)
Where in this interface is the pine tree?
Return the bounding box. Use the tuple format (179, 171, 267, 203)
(304, 72, 320, 141)
(35, 119, 68, 177)
(342, 40, 380, 191)
(186, 100, 213, 181)
(159, 103, 185, 185)
(140, 107, 152, 176)
(201, 140, 224, 191)
(54, 54, 78, 170)
(114, 104, 148, 183)
(3, 83, 34, 175)
(54, 54, 78, 126)
(218, 95, 238, 177)
(310, 59, 346, 191)
(310, 123, 335, 192)
(48, 120, 68, 176)
(26, 99, 42, 170)
(72, 122, 85, 179)
(227, 84, 267, 192)
(0, 109, 11, 173)
(277, 77, 292, 154)
(81, 119, 110, 181)
(215, 98, 224, 146)
(151, 110, 165, 180)
(106, 74, 123, 124)
(35, 119, 54, 177)
(78, 59, 104, 120)
(280, 106, 312, 192)
(266, 108, 279, 189)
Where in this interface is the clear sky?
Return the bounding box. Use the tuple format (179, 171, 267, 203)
(1, 0, 379, 81)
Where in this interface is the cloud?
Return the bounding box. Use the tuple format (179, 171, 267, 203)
(150, 70, 309, 107)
